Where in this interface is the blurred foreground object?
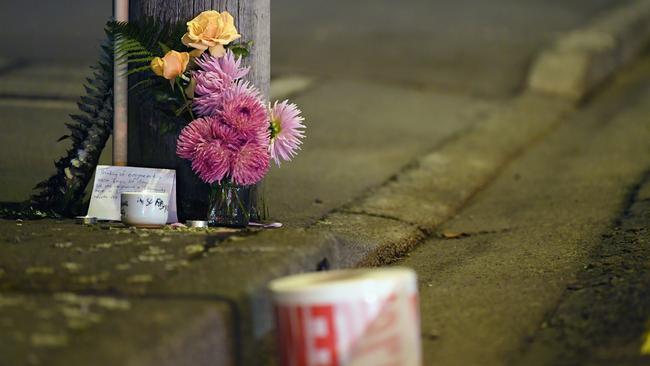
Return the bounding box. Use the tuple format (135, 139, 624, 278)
(270, 268, 421, 366)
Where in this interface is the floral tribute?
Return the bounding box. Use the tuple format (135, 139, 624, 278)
(107, 10, 306, 225)
(118, 10, 305, 187)
(172, 11, 304, 187)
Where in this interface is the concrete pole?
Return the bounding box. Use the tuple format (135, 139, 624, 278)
(128, 0, 270, 221)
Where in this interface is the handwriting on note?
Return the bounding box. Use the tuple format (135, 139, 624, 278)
(87, 165, 178, 222)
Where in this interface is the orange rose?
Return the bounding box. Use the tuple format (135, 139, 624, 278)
(150, 50, 190, 80)
(181, 10, 241, 57)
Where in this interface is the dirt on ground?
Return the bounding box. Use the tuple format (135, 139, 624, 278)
(517, 173, 650, 366)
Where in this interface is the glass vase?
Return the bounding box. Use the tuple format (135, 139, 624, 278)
(207, 180, 253, 228)
(249, 181, 269, 222)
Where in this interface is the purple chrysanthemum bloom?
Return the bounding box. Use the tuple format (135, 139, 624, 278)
(193, 51, 250, 117)
(193, 93, 224, 117)
(177, 116, 230, 184)
(176, 116, 213, 159)
(195, 51, 249, 81)
(191, 141, 231, 184)
(230, 140, 270, 186)
(269, 100, 305, 165)
(219, 82, 269, 138)
(181, 51, 274, 186)
(177, 115, 270, 186)
(194, 72, 227, 98)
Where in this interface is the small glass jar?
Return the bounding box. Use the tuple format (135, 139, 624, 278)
(207, 180, 253, 227)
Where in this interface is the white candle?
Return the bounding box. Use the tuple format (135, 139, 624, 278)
(113, 0, 129, 166)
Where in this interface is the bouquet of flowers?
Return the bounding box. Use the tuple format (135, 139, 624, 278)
(116, 10, 305, 226)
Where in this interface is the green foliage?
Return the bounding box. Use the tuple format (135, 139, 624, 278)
(108, 18, 252, 128)
(108, 18, 195, 126)
(0, 202, 60, 220)
(26, 24, 117, 217)
(11, 17, 254, 218)
(107, 18, 188, 80)
(226, 41, 253, 58)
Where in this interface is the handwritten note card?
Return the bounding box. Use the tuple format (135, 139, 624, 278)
(87, 165, 178, 222)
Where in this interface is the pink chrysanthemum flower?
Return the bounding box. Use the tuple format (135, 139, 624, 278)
(195, 51, 249, 81)
(177, 117, 233, 183)
(194, 71, 227, 97)
(176, 116, 213, 159)
(219, 82, 269, 138)
(193, 51, 250, 117)
(230, 141, 271, 186)
(191, 141, 231, 183)
(193, 93, 224, 117)
(177, 115, 270, 186)
(180, 51, 276, 186)
(269, 100, 305, 165)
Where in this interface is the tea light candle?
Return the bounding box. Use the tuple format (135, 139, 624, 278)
(76, 216, 98, 225)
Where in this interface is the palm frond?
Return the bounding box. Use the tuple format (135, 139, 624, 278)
(18, 17, 190, 218)
(108, 17, 187, 65)
(108, 17, 188, 87)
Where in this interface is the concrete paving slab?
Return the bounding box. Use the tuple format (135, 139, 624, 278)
(0, 220, 339, 365)
(263, 79, 500, 226)
(272, 0, 629, 96)
(0, 103, 74, 202)
(0, 64, 90, 99)
(528, 1, 650, 100)
(519, 184, 650, 365)
(0, 2, 646, 364)
(0, 292, 233, 366)
(0, 0, 628, 97)
(0, 1, 110, 64)
(397, 54, 650, 366)
(0, 58, 13, 72)
(0, 220, 245, 294)
(269, 75, 314, 101)
(1, 69, 640, 364)
(345, 93, 572, 228)
(0, 75, 496, 211)
(0, 103, 112, 203)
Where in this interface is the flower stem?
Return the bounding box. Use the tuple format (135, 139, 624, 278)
(176, 78, 195, 120)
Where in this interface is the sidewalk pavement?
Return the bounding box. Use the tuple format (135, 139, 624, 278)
(401, 55, 650, 366)
(0, 0, 628, 204)
(1, 1, 648, 365)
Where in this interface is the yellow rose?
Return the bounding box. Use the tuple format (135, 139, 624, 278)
(181, 10, 241, 57)
(150, 50, 190, 80)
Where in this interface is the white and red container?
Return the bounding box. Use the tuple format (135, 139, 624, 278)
(269, 268, 421, 366)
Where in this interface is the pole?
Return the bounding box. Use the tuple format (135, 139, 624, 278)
(113, 0, 129, 166)
(129, 1, 270, 363)
(128, 0, 270, 222)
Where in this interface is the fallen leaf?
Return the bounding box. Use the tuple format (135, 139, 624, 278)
(441, 231, 468, 239)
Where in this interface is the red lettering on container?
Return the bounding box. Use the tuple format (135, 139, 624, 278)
(276, 305, 308, 366)
(310, 305, 339, 366)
